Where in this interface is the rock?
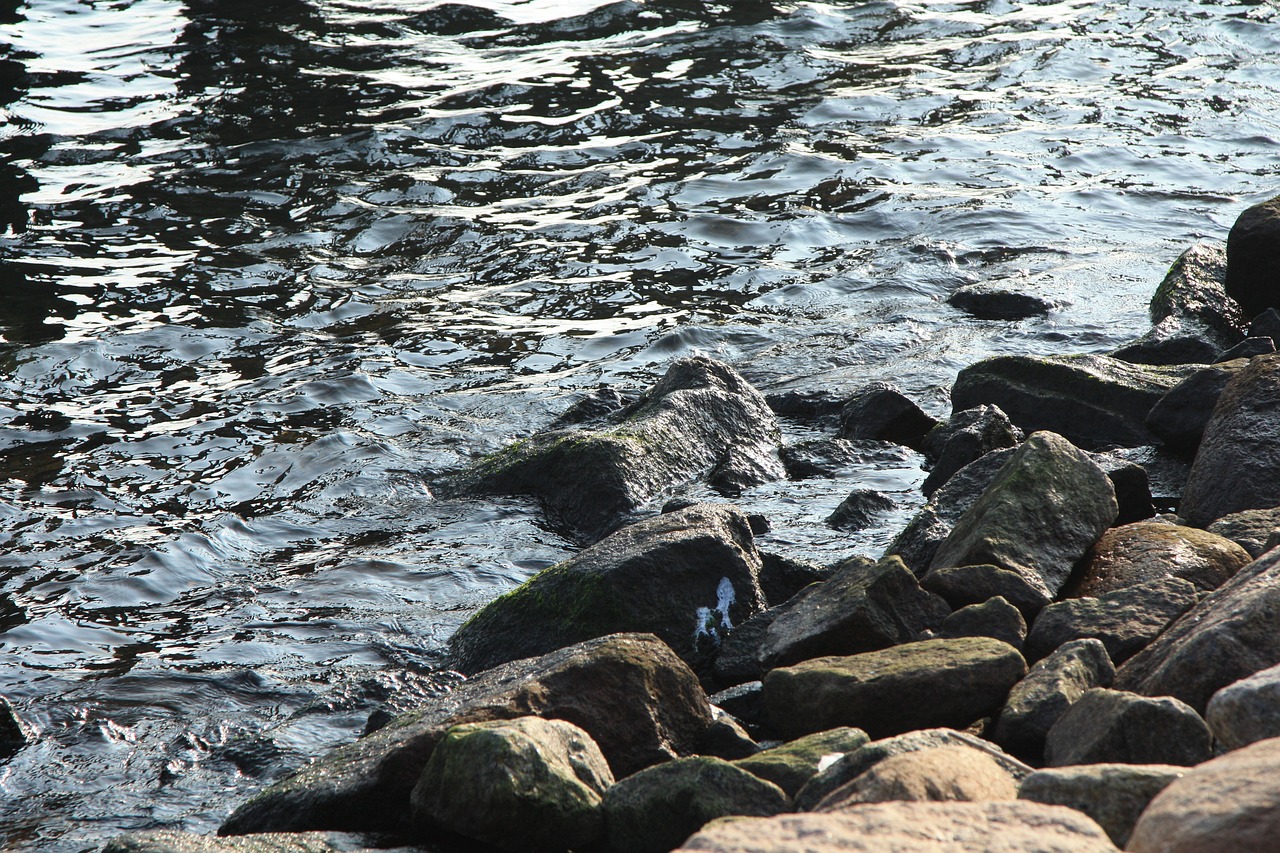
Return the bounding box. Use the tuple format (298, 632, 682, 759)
(1205, 663, 1280, 750)
(762, 637, 1027, 741)
(1023, 577, 1200, 664)
(1102, 445, 1188, 514)
(699, 708, 760, 760)
(764, 389, 847, 423)
(779, 438, 864, 479)
(410, 717, 613, 852)
(676, 802, 1119, 852)
(220, 633, 711, 835)
(712, 607, 777, 687)
(928, 432, 1119, 600)
(1216, 336, 1275, 362)
(1127, 736, 1280, 853)
(1114, 545, 1280, 711)
(1226, 195, 1280, 318)
(990, 639, 1116, 764)
(708, 682, 763, 731)
(756, 555, 950, 671)
(103, 831, 394, 853)
(549, 386, 637, 429)
(920, 405, 1024, 497)
(826, 489, 895, 531)
(948, 283, 1055, 320)
(449, 503, 766, 675)
(1067, 521, 1250, 597)
(1248, 305, 1280, 346)
(1087, 452, 1157, 524)
(732, 727, 869, 797)
(1018, 764, 1184, 848)
(950, 353, 1198, 450)
(938, 596, 1027, 649)
(602, 756, 788, 853)
(444, 356, 784, 541)
(921, 564, 1052, 619)
(815, 746, 1019, 810)
(0, 695, 32, 758)
(1043, 688, 1212, 767)
(757, 551, 830, 608)
(1144, 359, 1248, 455)
(1206, 506, 1280, 558)
(838, 382, 937, 450)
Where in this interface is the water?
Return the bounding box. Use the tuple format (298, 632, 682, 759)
(0, 0, 1276, 848)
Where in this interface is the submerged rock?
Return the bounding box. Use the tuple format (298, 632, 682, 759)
(1019, 764, 1184, 848)
(837, 382, 937, 450)
(825, 489, 895, 531)
(948, 283, 1054, 321)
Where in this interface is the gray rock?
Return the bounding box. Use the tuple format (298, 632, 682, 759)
(1043, 688, 1212, 767)
(826, 489, 895, 531)
(938, 596, 1027, 649)
(1101, 445, 1189, 514)
(444, 356, 784, 541)
(838, 382, 937, 450)
(1018, 764, 1185, 848)
(1024, 577, 1200, 664)
(1216, 336, 1275, 362)
(102, 831, 397, 853)
(758, 551, 830, 608)
(1226, 195, 1280, 318)
(921, 564, 1052, 619)
(757, 555, 949, 671)
(815, 746, 1019, 810)
(220, 633, 711, 835)
(698, 708, 760, 760)
(602, 756, 787, 853)
(0, 695, 32, 758)
(707, 682, 762, 730)
(762, 637, 1027, 741)
(712, 607, 777, 687)
(1205, 663, 1280, 750)
(1206, 506, 1280, 558)
(1145, 359, 1248, 455)
(991, 639, 1116, 763)
(928, 432, 1118, 600)
(732, 727, 869, 797)
(1248, 305, 1280, 346)
(779, 437, 864, 479)
(410, 717, 613, 852)
(920, 405, 1024, 497)
(949, 284, 1055, 321)
(1067, 521, 1250, 597)
(1088, 452, 1157, 525)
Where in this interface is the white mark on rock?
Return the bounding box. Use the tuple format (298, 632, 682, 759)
(693, 577, 738, 649)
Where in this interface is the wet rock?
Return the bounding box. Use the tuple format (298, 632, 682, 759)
(1044, 688, 1212, 767)
(1114, 546, 1280, 712)
(928, 432, 1118, 601)
(762, 637, 1026, 741)
(1024, 577, 1200, 665)
(1205, 663, 1280, 750)
(778, 437, 863, 479)
(948, 283, 1055, 320)
(938, 596, 1027, 650)
(764, 388, 847, 423)
(1102, 445, 1188, 514)
(711, 607, 777, 687)
(698, 708, 759, 760)
(991, 639, 1116, 764)
(707, 682, 763, 731)
(921, 563, 1052, 619)
(732, 727, 869, 798)
(677, 802, 1118, 852)
(950, 353, 1197, 450)
(1226, 195, 1280, 318)
(602, 756, 787, 853)
(1087, 452, 1156, 524)
(1145, 359, 1247, 456)
(448, 503, 765, 675)
(757, 551, 829, 608)
(410, 717, 613, 852)
(825, 489, 895, 531)
(104, 831, 395, 853)
(0, 695, 32, 758)
(920, 404, 1023, 497)
(1018, 764, 1184, 848)
(549, 386, 636, 429)
(1216, 335, 1275, 362)
(756, 555, 950, 671)
(1206, 507, 1280, 557)
(1067, 521, 1249, 597)
(838, 382, 937, 450)
(445, 356, 784, 541)
(1248, 305, 1280, 346)
(220, 633, 711, 835)
(815, 746, 1019, 810)
(1127, 736, 1280, 853)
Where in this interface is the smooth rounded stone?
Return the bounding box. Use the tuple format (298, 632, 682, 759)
(948, 283, 1055, 321)
(825, 489, 895, 531)
(1127, 736, 1280, 853)
(449, 503, 766, 675)
(104, 831, 399, 853)
(938, 596, 1027, 650)
(1023, 577, 1200, 665)
(699, 708, 760, 760)
(1018, 764, 1184, 848)
(1216, 336, 1276, 362)
(950, 353, 1199, 450)
(676, 802, 1119, 852)
(815, 746, 1019, 810)
(756, 555, 949, 671)
(1180, 353, 1280, 527)
(1043, 688, 1212, 768)
(602, 756, 788, 853)
(1206, 506, 1280, 557)
(1114, 545, 1280, 712)
(758, 551, 830, 608)
(928, 432, 1119, 601)
(1205, 663, 1280, 750)
(712, 607, 777, 687)
(921, 564, 1052, 619)
(991, 639, 1115, 764)
(443, 356, 784, 541)
(1226, 195, 1280, 317)
(220, 633, 711, 835)
(1144, 359, 1247, 455)
(1067, 521, 1250, 597)
(838, 382, 937, 450)
(779, 437, 865, 479)
(410, 717, 613, 852)
(920, 404, 1023, 497)
(762, 637, 1027, 741)
(732, 727, 869, 798)
(794, 728, 1033, 812)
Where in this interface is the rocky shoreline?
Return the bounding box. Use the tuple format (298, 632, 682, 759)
(94, 194, 1280, 851)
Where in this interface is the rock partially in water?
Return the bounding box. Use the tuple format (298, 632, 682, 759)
(838, 382, 936, 451)
(1044, 689, 1212, 768)
(0, 695, 32, 759)
(1145, 358, 1247, 455)
(814, 746, 1019, 810)
(1019, 764, 1184, 848)
(920, 404, 1023, 497)
(825, 489, 895, 531)
(778, 437, 864, 479)
(732, 727, 869, 798)
(948, 283, 1055, 320)
(1067, 520, 1250, 597)
(1226, 195, 1280, 318)
(447, 503, 766, 676)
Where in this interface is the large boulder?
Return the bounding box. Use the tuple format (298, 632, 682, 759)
(1205, 663, 1280, 750)
(1066, 521, 1250, 597)
(448, 503, 766, 675)
(1145, 358, 1248, 455)
(938, 596, 1028, 650)
(813, 746, 1018, 809)
(675, 802, 1118, 852)
(761, 637, 1026, 741)
(409, 717, 613, 852)
(219, 634, 711, 835)
(1127, 736, 1280, 853)
(1018, 764, 1184, 848)
(949, 353, 1198, 450)
(1043, 688, 1212, 768)
(1225, 195, 1280, 318)
(732, 727, 869, 798)
(756, 555, 949, 670)
(838, 382, 936, 450)
(927, 432, 1118, 601)
(1180, 353, 1280, 526)
(922, 563, 1052, 619)
(444, 356, 784, 540)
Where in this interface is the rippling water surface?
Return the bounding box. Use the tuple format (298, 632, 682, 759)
(0, 0, 1277, 848)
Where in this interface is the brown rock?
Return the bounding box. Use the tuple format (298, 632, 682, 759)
(1066, 521, 1249, 597)
(814, 746, 1018, 810)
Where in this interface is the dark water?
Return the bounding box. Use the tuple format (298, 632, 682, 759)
(0, 0, 1276, 848)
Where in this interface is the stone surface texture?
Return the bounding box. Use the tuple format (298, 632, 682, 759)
(813, 746, 1018, 810)
(1043, 688, 1212, 768)
(1018, 764, 1184, 848)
